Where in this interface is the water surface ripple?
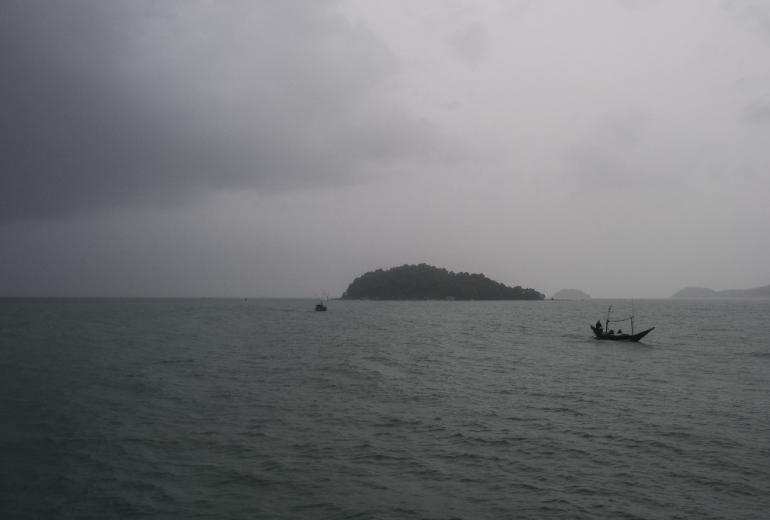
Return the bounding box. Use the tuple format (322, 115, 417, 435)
(1, 298, 768, 519)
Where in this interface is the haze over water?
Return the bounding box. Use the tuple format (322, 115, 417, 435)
(2, 298, 768, 519)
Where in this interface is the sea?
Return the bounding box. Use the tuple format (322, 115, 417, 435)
(1, 298, 768, 519)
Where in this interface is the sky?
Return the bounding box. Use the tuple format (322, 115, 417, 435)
(1, 0, 769, 298)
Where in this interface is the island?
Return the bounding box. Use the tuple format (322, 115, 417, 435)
(341, 264, 544, 300)
(672, 285, 770, 298)
(551, 289, 590, 300)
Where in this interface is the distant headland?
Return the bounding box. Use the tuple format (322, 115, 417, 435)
(672, 285, 770, 298)
(341, 264, 544, 300)
(551, 289, 590, 300)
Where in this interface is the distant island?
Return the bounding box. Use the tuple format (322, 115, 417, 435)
(672, 285, 770, 298)
(341, 264, 544, 300)
(551, 289, 590, 300)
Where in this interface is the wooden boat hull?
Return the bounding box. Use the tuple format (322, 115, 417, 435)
(590, 326, 654, 342)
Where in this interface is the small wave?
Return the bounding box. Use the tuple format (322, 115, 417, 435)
(157, 357, 196, 365)
(664, 471, 731, 489)
(213, 471, 274, 489)
(645, 439, 686, 456)
(534, 405, 586, 417)
(657, 430, 693, 440)
(372, 416, 422, 428)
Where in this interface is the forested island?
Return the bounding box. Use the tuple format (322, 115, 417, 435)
(672, 285, 770, 298)
(341, 264, 544, 300)
(552, 289, 590, 300)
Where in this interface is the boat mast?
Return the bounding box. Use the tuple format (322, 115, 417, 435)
(631, 300, 635, 335)
(605, 305, 612, 331)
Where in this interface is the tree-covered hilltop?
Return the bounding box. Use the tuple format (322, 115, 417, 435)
(552, 289, 590, 300)
(672, 285, 770, 298)
(341, 264, 544, 300)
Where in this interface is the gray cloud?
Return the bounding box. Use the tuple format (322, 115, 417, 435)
(615, 0, 660, 10)
(565, 146, 640, 191)
(725, 0, 770, 40)
(449, 23, 487, 65)
(595, 113, 647, 147)
(0, 0, 442, 222)
(564, 113, 649, 191)
(743, 99, 770, 125)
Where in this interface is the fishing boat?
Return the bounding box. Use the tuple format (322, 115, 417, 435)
(590, 304, 654, 342)
(315, 302, 327, 312)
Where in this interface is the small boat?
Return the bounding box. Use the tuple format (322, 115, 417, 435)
(315, 302, 327, 312)
(591, 304, 654, 342)
(590, 325, 654, 342)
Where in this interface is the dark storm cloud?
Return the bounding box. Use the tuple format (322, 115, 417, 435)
(0, 0, 441, 222)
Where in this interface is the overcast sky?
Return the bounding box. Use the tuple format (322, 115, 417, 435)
(1, 0, 769, 298)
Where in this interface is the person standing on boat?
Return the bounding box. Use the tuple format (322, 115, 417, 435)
(595, 320, 603, 334)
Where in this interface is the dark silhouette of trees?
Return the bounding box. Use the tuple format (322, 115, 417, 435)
(341, 264, 544, 300)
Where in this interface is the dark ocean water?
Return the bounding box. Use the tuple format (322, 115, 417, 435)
(1, 298, 769, 519)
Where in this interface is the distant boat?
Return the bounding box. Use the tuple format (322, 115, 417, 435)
(315, 302, 327, 312)
(590, 305, 654, 342)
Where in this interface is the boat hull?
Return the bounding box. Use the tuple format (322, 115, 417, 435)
(590, 326, 654, 342)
